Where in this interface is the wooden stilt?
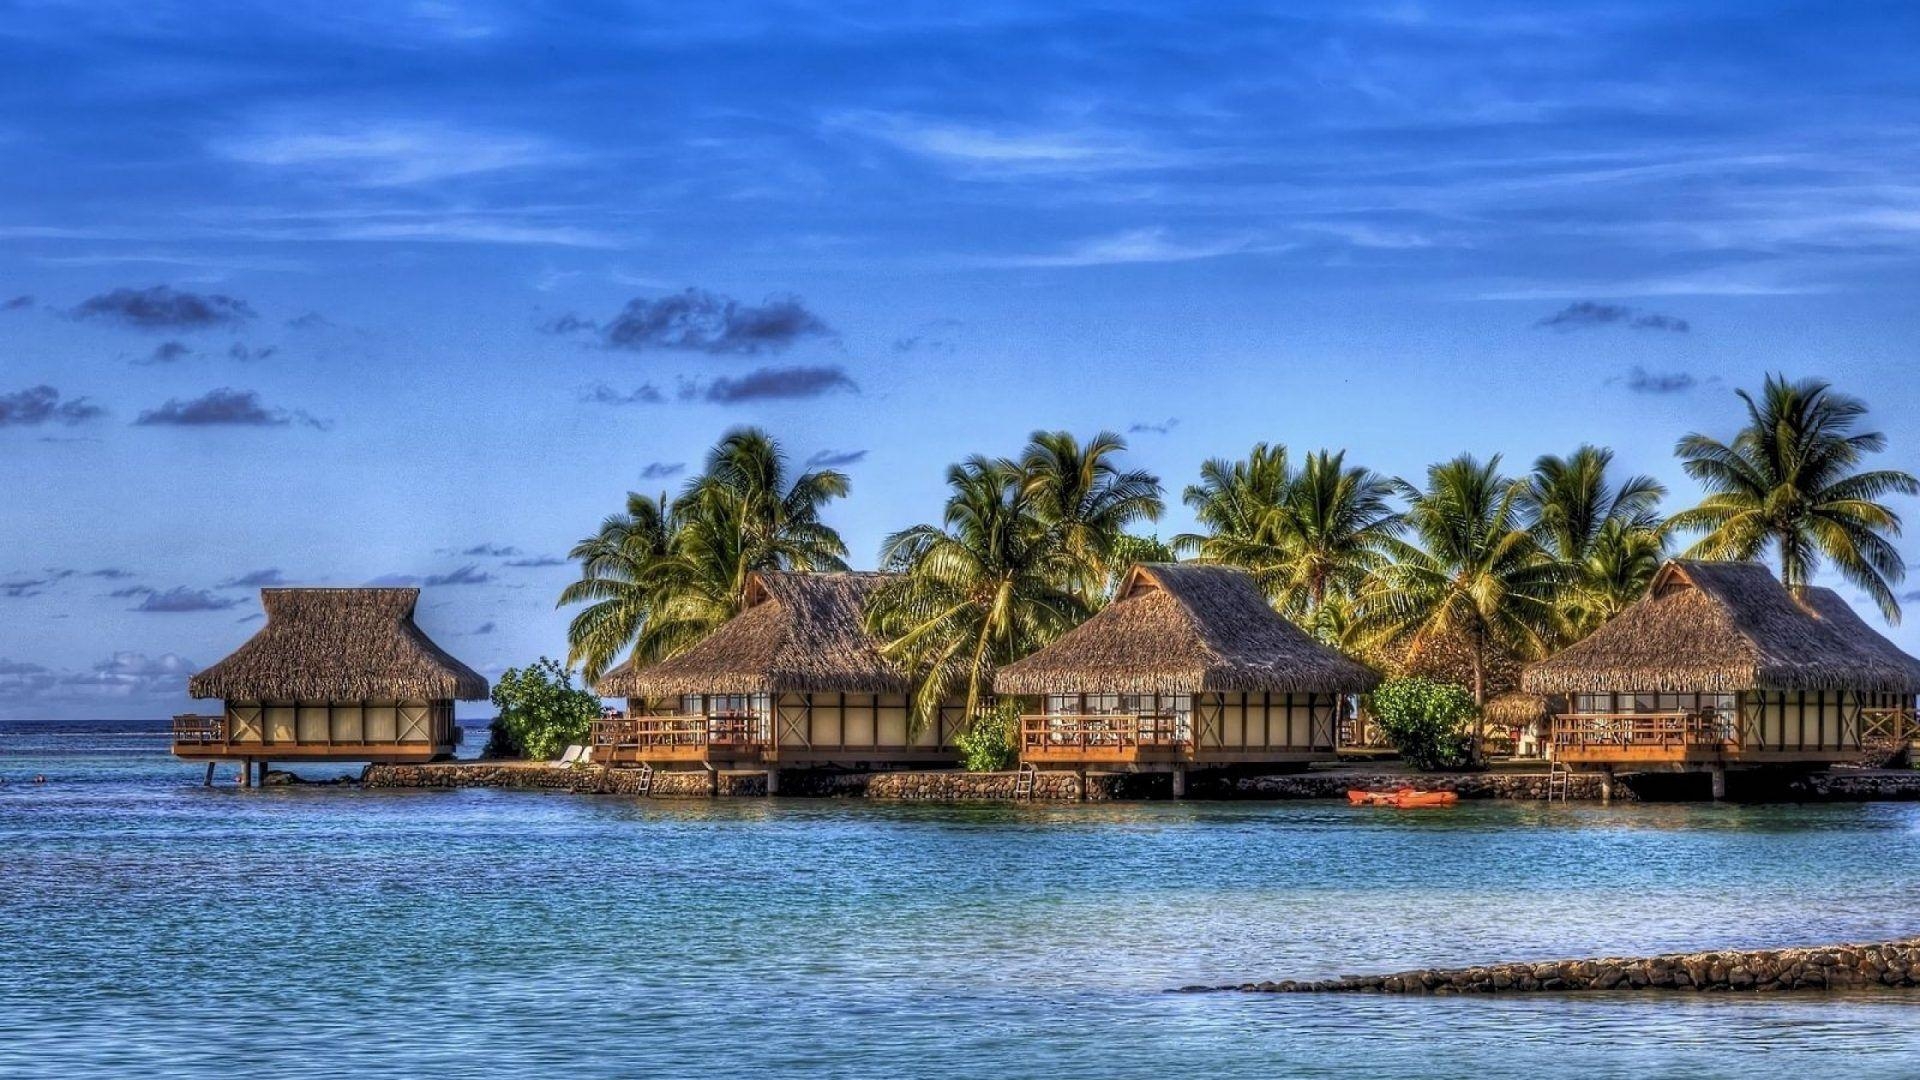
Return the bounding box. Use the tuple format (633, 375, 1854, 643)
(1170, 766, 1187, 800)
(260, 760, 269, 786)
(1710, 765, 1728, 801)
(203, 761, 215, 787)
(242, 758, 254, 788)
(1599, 767, 1614, 805)
(764, 767, 779, 796)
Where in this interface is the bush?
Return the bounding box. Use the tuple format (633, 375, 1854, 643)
(955, 700, 1020, 772)
(483, 657, 602, 761)
(1369, 677, 1478, 771)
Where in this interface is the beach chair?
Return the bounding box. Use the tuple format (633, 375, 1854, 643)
(552, 744, 586, 768)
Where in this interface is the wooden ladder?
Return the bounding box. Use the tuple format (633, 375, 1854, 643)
(636, 762, 655, 798)
(1013, 762, 1037, 801)
(1546, 760, 1572, 803)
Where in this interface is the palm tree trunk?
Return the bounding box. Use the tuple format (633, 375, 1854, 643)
(1470, 634, 1487, 766)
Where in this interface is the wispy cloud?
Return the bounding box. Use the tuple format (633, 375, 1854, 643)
(1615, 366, 1699, 394)
(580, 382, 665, 406)
(805, 449, 866, 467)
(988, 228, 1268, 268)
(423, 565, 492, 586)
(131, 587, 239, 613)
(216, 568, 287, 589)
(699, 365, 857, 403)
(1129, 417, 1179, 435)
(830, 112, 1175, 177)
(640, 461, 684, 480)
(217, 118, 562, 187)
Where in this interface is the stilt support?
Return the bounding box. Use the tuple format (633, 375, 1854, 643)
(1710, 765, 1727, 801)
(203, 761, 216, 787)
(1598, 767, 1614, 805)
(242, 758, 255, 788)
(1171, 766, 1187, 800)
(764, 767, 779, 796)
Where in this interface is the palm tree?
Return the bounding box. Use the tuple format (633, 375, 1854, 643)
(1104, 532, 1180, 599)
(560, 428, 852, 679)
(558, 492, 678, 682)
(1518, 445, 1667, 636)
(1019, 430, 1164, 601)
(1669, 375, 1917, 621)
(867, 457, 1087, 728)
(1175, 443, 1295, 599)
(1268, 449, 1401, 618)
(1357, 454, 1567, 758)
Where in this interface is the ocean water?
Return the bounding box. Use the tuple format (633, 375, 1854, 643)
(4, 720, 1920, 1079)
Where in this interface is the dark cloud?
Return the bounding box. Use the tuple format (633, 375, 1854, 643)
(461, 544, 520, 557)
(472, 621, 497, 635)
(553, 288, 834, 354)
(71, 285, 255, 330)
(640, 461, 685, 480)
(366, 573, 421, 587)
(2, 578, 49, 599)
(423, 565, 493, 586)
(1619, 366, 1698, 394)
(0, 385, 105, 427)
(238, 613, 264, 623)
(892, 335, 955, 355)
(228, 343, 277, 362)
(1898, 589, 1920, 605)
(285, 311, 329, 330)
(2, 295, 33, 311)
(805, 449, 867, 467)
(109, 585, 153, 598)
(1535, 301, 1690, 332)
(134, 387, 330, 429)
(217, 568, 287, 589)
(581, 382, 665, 405)
(505, 555, 567, 567)
(701, 365, 857, 403)
(133, 587, 239, 612)
(1129, 417, 1179, 435)
(139, 340, 193, 365)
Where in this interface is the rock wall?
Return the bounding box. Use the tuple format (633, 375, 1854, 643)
(1197, 771, 1621, 801)
(362, 762, 765, 796)
(1200, 938, 1920, 994)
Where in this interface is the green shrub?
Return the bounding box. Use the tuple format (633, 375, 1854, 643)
(1369, 677, 1478, 771)
(955, 700, 1020, 772)
(484, 657, 602, 761)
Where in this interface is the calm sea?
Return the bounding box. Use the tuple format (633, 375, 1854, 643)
(4, 718, 1920, 1079)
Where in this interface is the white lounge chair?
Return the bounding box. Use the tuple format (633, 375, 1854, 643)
(552, 744, 587, 768)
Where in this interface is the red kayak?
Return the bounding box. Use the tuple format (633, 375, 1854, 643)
(1348, 787, 1459, 808)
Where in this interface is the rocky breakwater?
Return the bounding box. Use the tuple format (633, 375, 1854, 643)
(1193, 938, 1920, 995)
(361, 762, 766, 796)
(1205, 770, 1620, 801)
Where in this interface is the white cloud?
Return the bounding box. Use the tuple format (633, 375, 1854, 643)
(985, 227, 1275, 268)
(827, 111, 1176, 176)
(217, 119, 561, 186)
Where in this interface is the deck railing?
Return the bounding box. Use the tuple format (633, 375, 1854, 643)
(1020, 712, 1187, 754)
(590, 713, 769, 751)
(1860, 708, 1915, 745)
(171, 713, 225, 744)
(1551, 711, 1735, 751)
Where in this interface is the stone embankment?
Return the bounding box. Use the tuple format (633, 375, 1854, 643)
(1196, 770, 1618, 801)
(1195, 938, 1920, 995)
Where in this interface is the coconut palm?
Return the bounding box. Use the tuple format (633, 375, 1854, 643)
(1519, 445, 1667, 636)
(558, 492, 678, 682)
(1267, 449, 1401, 618)
(1356, 454, 1567, 757)
(1174, 443, 1296, 599)
(867, 457, 1087, 728)
(560, 428, 851, 679)
(1104, 532, 1180, 599)
(1019, 429, 1164, 601)
(1669, 375, 1917, 621)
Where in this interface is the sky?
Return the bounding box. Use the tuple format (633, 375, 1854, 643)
(4, 0, 1920, 719)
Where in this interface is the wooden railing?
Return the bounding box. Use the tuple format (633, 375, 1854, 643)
(1020, 713, 1187, 754)
(172, 713, 224, 744)
(1861, 708, 1915, 745)
(590, 713, 768, 750)
(1551, 711, 1735, 750)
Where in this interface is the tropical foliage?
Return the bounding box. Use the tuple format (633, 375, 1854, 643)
(954, 699, 1022, 772)
(484, 657, 602, 760)
(559, 428, 850, 681)
(1369, 677, 1477, 771)
(1669, 374, 1917, 621)
(1518, 445, 1667, 636)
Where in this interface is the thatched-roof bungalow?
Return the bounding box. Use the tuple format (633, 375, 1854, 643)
(1523, 560, 1920, 774)
(994, 564, 1379, 780)
(176, 588, 487, 781)
(593, 571, 963, 774)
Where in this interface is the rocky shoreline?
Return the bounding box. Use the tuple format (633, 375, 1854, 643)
(1191, 937, 1920, 995)
(352, 761, 1920, 802)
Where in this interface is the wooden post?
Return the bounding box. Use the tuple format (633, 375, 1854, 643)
(242, 758, 254, 788)
(260, 760, 269, 786)
(1710, 765, 1728, 801)
(1598, 767, 1614, 805)
(203, 761, 215, 787)
(764, 767, 779, 796)
(1170, 766, 1186, 800)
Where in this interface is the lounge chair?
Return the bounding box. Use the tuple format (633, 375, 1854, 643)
(551, 744, 586, 768)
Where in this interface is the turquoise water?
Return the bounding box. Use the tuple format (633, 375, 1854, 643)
(5, 721, 1920, 1079)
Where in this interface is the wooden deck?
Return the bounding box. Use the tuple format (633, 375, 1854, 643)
(168, 713, 453, 762)
(1551, 709, 1914, 767)
(589, 714, 768, 766)
(1019, 713, 1333, 768)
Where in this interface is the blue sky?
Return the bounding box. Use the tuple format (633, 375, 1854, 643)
(5, 1, 1920, 718)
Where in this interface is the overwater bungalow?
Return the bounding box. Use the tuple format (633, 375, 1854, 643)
(592, 571, 963, 784)
(176, 588, 488, 785)
(1523, 560, 1920, 793)
(993, 563, 1380, 793)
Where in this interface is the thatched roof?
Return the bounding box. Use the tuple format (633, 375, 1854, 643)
(596, 571, 907, 698)
(993, 564, 1380, 697)
(1523, 560, 1920, 696)
(1485, 691, 1549, 727)
(189, 588, 488, 701)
